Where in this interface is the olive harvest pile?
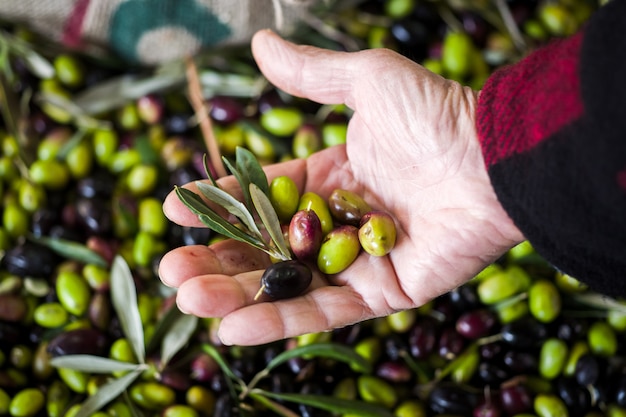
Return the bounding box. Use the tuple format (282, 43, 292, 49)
(0, 0, 622, 417)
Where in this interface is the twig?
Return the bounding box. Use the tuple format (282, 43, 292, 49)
(185, 57, 227, 178)
(494, 0, 527, 52)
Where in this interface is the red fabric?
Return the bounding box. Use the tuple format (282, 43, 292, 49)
(62, 0, 90, 47)
(477, 32, 585, 167)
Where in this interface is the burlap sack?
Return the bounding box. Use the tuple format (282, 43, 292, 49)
(0, 0, 320, 65)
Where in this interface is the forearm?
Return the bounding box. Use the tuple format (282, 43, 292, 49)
(476, 0, 626, 296)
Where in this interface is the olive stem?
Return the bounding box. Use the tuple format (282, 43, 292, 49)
(254, 284, 266, 301)
(185, 57, 227, 178)
(476, 333, 504, 346)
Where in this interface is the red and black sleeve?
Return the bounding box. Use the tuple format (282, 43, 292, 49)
(476, 0, 626, 296)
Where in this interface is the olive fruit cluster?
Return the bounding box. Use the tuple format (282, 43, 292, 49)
(269, 177, 397, 276)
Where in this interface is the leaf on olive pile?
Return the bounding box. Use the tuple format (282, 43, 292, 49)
(50, 355, 144, 374)
(30, 235, 107, 267)
(252, 390, 394, 417)
(160, 313, 199, 368)
(72, 368, 144, 417)
(111, 255, 145, 364)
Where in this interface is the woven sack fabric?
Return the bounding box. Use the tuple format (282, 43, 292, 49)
(0, 0, 319, 64)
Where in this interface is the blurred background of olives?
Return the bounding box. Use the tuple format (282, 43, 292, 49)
(0, 0, 622, 416)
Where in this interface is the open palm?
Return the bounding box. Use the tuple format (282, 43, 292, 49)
(159, 30, 523, 346)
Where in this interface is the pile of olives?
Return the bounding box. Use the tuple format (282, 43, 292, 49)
(0, 0, 617, 416)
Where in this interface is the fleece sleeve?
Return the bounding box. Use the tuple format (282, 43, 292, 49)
(476, 0, 626, 297)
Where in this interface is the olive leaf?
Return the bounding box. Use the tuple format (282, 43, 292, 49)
(222, 156, 253, 209)
(175, 187, 271, 254)
(243, 342, 371, 396)
(145, 304, 186, 354)
(250, 184, 291, 261)
(35, 91, 111, 130)
(252, 390, 395, 417)
(195, 181, 263, 240)
(111, 255, 145, 364)
(29, 235, 108, 268)
(202, 153, 219, 187)
(160, 314, 199, 368)
(201, 343, 246, 400)
(0, 30, 55, 79)
(56, 129, 88, 161)
(235, 146, 269, 196)
(569, 292, 626, 314)
(49, 356, 146, 374)
(74, 368, 144, 417)
(247, 392, 300, 417)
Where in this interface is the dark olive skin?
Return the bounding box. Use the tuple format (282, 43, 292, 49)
(258, 260, 313, 300)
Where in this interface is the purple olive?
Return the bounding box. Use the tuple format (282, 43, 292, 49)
(288, 210, 323, 261)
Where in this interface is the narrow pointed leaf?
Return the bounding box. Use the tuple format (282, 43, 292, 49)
(195, 181, 263, 239)
(250, 184, 291, 261)
(176, 187, 268, 251)
(222, 156, 252, 208)
(236, 147, 268, 195)
(248, 393, 300, 417)
(50, 356, 144, 373)
(146, 304, 185, 354)
(569, 292, 626, 314)
(74, 368, 143, 417)
(203, 153, 219, 187)
(30, 235, 108, 267)
(111, 256, 145, 364)
(201, 343, 244, 400)
(160, 314, 198, 366)
(254, 391, 394, 417)
(266, 342, 371, 374)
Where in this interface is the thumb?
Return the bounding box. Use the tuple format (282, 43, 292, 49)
(251, 29, 357, 108)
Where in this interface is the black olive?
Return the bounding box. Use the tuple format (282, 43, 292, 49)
(259, 260, 312, 300)
(2, 241, 60, 278)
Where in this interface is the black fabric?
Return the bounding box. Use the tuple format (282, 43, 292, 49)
(487, 0, 626, 296)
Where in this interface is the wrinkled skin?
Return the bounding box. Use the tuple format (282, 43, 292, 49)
(159, 30, 524, 346)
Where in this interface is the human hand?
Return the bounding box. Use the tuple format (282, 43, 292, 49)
(158, 29, 524, 346)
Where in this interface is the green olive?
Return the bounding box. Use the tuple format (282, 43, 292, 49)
(554, 272, 588, 293)
(29, 159, 70, 190)
(607, 405, 626, 417)
(358, 210, 396, 256)
(32, 342, 54, 380)
(109, 338, 137, 364)
(163, 405, 199, 417)
(0, 388, 9, 415)
(133, 231, 161, 268)
(442, 31, 474, 79)
(56, 270, 91, 317)
(534, 393, 568, 417)
(260, 107, 304, 137)
(93, 129, 119, 167)
(298, 192, 334, 235)
(386, 309, 416, 333)
(117, 102, 143, 131)
(53, 54, 84, 88)
(451, 348, 479, 383)
(186, 385, 216, 414)
(322, 123, 348, 148)
(129, 382, 176, 411)
(539, 338, 568, 380)
(317, 225, 361, 275)
(268, 175, 300, 223)
(18, 181, 46, 213)
(538, 3, 578, 37)
(216, 124, 245, 156)
(126, 164, 159, 196)
(333, 378, 357, 401)
(495, 297, 529, 324)
(529, 280, 561, 323)
(108, 149, 142, 174)
(82, 263, 110, 291)
(395, 399, 427, 417)
(57, 368, 89, 394)
(357, 375, 397, 409)
(384, 0, 415, 19)
(36, 127, 72, 161)
(244, 129, 276, 161)
(138, 197, 168, 237)
(65, 139, 94, 180)
(477, 270, 522, 305)
(9, 388, 45, 417)
(46, 380, 70, 417)
(354, 336, 382, 366)
(292, 124, 322, 159)
(563, 340, 589, 377)
(106, 401, 133, 417)
(588, 320, 618, 357)
(3, 202, 30, 238)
